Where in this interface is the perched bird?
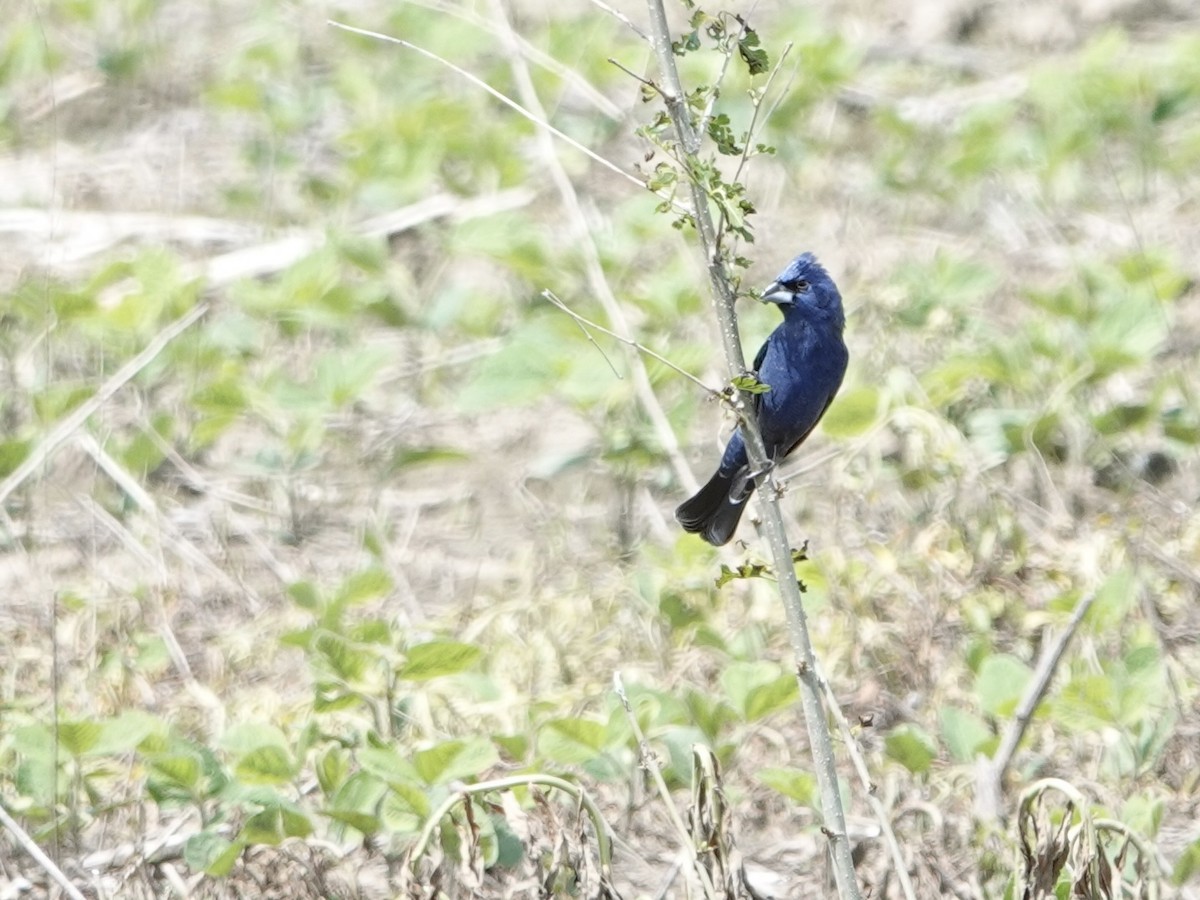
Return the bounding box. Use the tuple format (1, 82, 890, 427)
(676, 253, 848, 545)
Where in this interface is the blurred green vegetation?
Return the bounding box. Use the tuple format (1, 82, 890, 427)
(1, 0, 1198, 894)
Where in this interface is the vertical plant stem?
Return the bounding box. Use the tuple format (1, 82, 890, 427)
(644, 2, 861, 897)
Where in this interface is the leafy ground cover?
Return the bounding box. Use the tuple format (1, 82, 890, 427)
(1, 0, 1199, 896)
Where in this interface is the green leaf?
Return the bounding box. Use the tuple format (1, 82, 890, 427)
(820, 386, 880, 438)
(388, 446, 470, 473)
(715, 560, 770, 587)
(313, 631, 370, 682)
(184, 831, 244, 876)
(287, 580, 323, 612)
(315, 345, 390, 408)
(333, 568, 393, 606)
(327, 771, 388, 836)
(737, 28, 770, 75)
(939, 706, 994, 763)
(148, 753, 203, 792)
(359, 746, 421, 786)
(975, 654, 1032, 717)
(491, 812, 525, 869)
(95, 711, 162, 754)
(537, 717, 608, 765)
(323, 808, 382, 836)
(731, 373, 770, 394)
(413, 738, 499, 785)
(1086, 567, 1138, 633)
(0, 438, 32, 478)
(398, 640, 481, 681)
(235, 746, 296, 785)
(884, 724, 937, 774)
(743, 676, 799, 721)
(721, 661, 792, 721)
(757, 766, 816, 804)
(220, 723, 288, 756)
(242, 803, 312, 845)
(57, 720, 103, 757)
(379, 785, 425, 833)
(1172, 838, 1200, 886)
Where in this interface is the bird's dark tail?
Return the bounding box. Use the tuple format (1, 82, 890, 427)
(675, 466, 755, 546)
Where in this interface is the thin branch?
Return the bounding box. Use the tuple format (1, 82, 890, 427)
(560, 307, 624, 380)
(974, 590, 1096, 821)
(716, 39, 794, 258)
(588, 0, 651, 41)
(731, 42, 794, 188)
(642, 2, 861, 897)
(486, 0, 701, 494)
(542, 290, 715, 395)
(0, 803, 87, 900)
(608, 56, 655, 88)
(328, 20, 647, 195)
(820, 668, 919, 900)
(397, 0, 625, 120)
(614, 672, 717, 898)
(0, 303, 209, 507)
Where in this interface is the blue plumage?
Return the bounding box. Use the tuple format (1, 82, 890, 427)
(676, 253, 848, 545)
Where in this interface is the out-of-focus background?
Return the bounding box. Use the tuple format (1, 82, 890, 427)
(2, 0, 1199, 896)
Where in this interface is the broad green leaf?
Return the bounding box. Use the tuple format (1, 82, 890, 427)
(720, 661, 790, 721)
(398, 641, 481, 681)
(1173, 838, 1200, 886)
(975, 654, 1032, 717)
(184, 832, 243, 876)
(537, 717, 608, 765)
(743, 677, 799, 722)
(315, 345, 390, 408)
(820, 386, 880, 438)
(148, 753, 203, 792)
(1121, 793, 1164, 838)
(1086, 567, 1138, 633)
(939, 706, 994, 763)
(95, 711, 162, 754)
(737, 28, 769, 75)
(491, 812, 525, 868)
(658, 727, 709, 784)
(313, 631, 370, 682)
(757, 766, 816, 804)
(413, 738, 498, 785)
(323, 808, 381, 836)
(287, 580, 323, 612)
(885, 724, 937, 774)
(328, 771, 388, 832)
(235, 745, 295, 785)
(359, 746, 421, 786)
(455, 317, 563, 412)
(333, 568, 393, 606)
(385, 779, 430, 821)
(379, 786, 424, 833)
(242, 803, 312, 845)
(220, 723, 288, 755)
(57, 720, 103, 757)
(0, 439, 32, 477)
(316, 747, 351, 795)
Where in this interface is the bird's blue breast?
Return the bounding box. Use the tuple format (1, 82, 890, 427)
(718, 314, 846, 475)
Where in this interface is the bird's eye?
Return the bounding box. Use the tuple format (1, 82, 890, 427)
(793, 279, 810, 292)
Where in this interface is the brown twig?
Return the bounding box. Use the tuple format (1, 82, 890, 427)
(974, 590, 1096, 821)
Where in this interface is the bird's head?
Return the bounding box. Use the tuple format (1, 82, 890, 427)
(760, 252, 844, 328)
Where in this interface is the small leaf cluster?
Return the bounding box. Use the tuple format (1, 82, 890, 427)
(635, 6, 777, 255)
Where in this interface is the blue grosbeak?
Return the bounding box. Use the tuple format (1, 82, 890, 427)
(676, 253, 848, 545)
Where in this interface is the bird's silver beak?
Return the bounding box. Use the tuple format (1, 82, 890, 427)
(760, 282, 795, 305)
